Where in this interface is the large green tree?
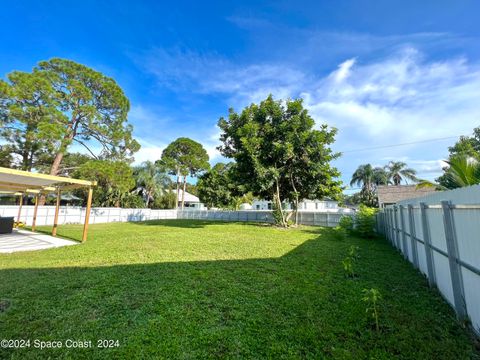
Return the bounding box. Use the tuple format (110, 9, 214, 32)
(0, 69, 61, 170)
(0, 58, 140, 175)
(0, 145, 13, 167)
(74, 160, 136, 207)
(198, 162, 243, 209)
(160, 137, 210, 209)
(218, 95, 341, 226)
(350, 164, 379, 207)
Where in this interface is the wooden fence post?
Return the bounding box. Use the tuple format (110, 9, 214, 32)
(407, 204, 419, 268)
(399, 205, 409, 260)
(441, 200, 467, 319)
(419, 202, 436, 286)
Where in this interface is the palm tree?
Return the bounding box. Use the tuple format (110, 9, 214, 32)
(350, 164, 375, 193)
(385, 161, 417, 185)
(134, 161, 171, 207)
(417, 155, 480, 190)
(373, 167, 390, 185)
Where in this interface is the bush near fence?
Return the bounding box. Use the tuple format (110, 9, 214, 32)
(376, 184, 480, 336)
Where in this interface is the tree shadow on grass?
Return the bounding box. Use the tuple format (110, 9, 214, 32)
(0, 236, 475, 360)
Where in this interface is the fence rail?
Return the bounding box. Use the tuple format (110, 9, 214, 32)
(376, 184, 480, 335)
(178, 209, 352, 227)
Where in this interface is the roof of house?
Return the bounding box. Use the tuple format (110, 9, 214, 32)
(169, 189, 200, 203)
(377, 185, 437, 205)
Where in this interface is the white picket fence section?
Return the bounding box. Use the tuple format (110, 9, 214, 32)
(376, 184, 480, 335)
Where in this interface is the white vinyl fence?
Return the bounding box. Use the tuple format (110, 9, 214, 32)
(0, 205, 353, 228)
(376, 185, 480, 335)
(0, 206, 176, 225)
(178, 209, 352, 227)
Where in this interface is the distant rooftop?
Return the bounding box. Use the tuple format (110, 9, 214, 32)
(377, 185, 437, 207)
(169, 189, 200, 203)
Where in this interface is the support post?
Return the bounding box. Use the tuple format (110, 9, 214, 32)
(420, 202, 436, 286)
(441, 200, 467, 319)
(52, 188, 61, 236)
(16, 193, 24, 227)
(82, 187, 93, 242)
(32, 194, 39, 232)
(407, 204, 419, 268)
(399, 205, 409, 260)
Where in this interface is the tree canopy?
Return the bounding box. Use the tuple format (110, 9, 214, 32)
(74, 160, 136, 207)
(197, 162, 249, 209)
(0, 58, 140, 175)
(133, 161, 171, 207)
(160, 137, 210, 209)
(218, 95, 341, 226)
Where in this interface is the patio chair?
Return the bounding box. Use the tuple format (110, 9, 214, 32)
(0, 216, 14, 234)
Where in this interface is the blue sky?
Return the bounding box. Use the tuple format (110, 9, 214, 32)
(2, 1, 480, 192)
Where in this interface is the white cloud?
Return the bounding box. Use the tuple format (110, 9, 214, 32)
(305, 48, 480, 147)
(132, 139, 166, 165)
(134, 47, 305, 106)
(133, 44, 480, 182)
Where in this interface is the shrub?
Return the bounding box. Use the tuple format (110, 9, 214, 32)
(339, 215, 354, 233)
(355, 205, 378, 238)
(333, 226, 347, 240)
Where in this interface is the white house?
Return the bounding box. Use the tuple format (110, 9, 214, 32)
(251, 199, 347, 212)
(172, 190, 206, 210)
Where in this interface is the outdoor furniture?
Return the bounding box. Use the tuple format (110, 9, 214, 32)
(0, 216, 14, 234)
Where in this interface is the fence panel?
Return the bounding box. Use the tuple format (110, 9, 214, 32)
(377, 185, 480, 335)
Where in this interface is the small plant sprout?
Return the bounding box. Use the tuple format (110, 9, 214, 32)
(342, 246, 360, 278)
(342, 257, 355, 278)
(362, 288, 382, 331)
(348, 245, 360, 260)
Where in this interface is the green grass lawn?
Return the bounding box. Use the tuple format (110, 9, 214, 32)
(0, 220, 478, 359)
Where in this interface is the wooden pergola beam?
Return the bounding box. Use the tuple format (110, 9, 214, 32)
(52, 188, 61, 237)
(16, 193, 24, 227)
(32, 194, 39, 232)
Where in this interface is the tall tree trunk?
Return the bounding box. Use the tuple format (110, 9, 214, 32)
(275, 179, 287, 227)
(290, 173, 300, 226)
(181, 175, 187, 209)
(175, 170, 180, 209)
(39, 126, 74, 205)
(50, 151, 64, 176)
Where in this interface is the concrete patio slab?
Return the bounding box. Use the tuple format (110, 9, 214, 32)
(0, 229, 77, 253)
